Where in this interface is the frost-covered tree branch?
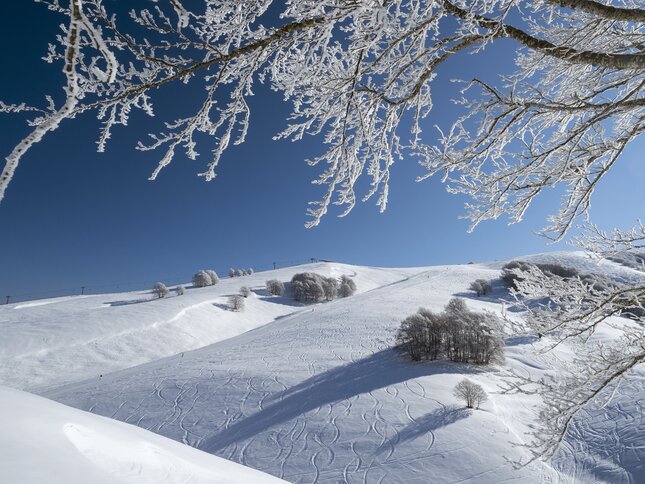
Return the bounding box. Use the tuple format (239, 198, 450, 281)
(500, 259, 645, 463)
(2, 0, 642, 236)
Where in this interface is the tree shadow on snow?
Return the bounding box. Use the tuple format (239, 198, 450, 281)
(256, 291, 309, 308)
(106, 298, 153, 307)
(200, 348, 481, 453)
(377, 405, 471, 452)
(505, 334, 540, 346)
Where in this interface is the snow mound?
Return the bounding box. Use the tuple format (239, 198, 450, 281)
(0, 385, 285, 484)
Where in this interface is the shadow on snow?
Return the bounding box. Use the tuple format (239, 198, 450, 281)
(200, 348, 481, 453)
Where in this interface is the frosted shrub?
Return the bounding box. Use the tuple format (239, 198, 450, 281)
(228, 294, 245, 312)
(175, 285, 185, 296)
(321, 277, 338, 301)
(291, 272, 356, 302)
(153, 282, 169, 299)
(240, 286, 252, 298)
(266, 279, 284, 296)
(470, 279, 492, 296)
(502, 261, 582, 290)
(453, 379, 487, 409)
(193, 271, 212, 288)
(338, 275, 357, 297)
(205, 270, 219, 285)
(291, 273, 333, 303)
(501, 261, 534, 289)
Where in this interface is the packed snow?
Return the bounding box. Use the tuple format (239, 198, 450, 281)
(2, 253, 643, 483)
(0, 385, 285, 484)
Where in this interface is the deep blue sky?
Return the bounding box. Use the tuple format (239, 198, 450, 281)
(1, 2, 642, 301)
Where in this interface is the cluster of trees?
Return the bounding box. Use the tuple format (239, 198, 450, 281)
(396, 298, 504, 365)
(469, 279, 492, 297)
(266, 279, 285, 296)
(291, 273, 357, 303)
(193, 270, 219, 288)
(229, 268, 254, 278)
(152, 282, 185, 298)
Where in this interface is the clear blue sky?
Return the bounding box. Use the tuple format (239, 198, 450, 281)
(1, 2, 642, 301)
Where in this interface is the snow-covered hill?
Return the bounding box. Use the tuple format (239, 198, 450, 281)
(0, 385, 285, 484)
(3, 253, 644, 483)
(0, 263, 423, 390)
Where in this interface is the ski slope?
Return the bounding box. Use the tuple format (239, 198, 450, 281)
(0, 263, 422, 391)
(0, 385, 285, 484)
(3, 254, 644, 483)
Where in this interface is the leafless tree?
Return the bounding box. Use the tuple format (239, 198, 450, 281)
(266, 279, 285, 296)
(339, 275, 357, 297)
(153, 282, 169, 298)
(470, 279, 492, 296)
(193, 270, 212, 288)
(2, 0, 641, 235)
(453, 378, 487, 409)
(205, 269, 219, 285)
(228, 294, 245, 312)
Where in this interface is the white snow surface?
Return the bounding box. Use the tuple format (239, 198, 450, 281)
(0, 385, 286, 484)
(3, 253, 644, 483)
(0, 263, 421, 391)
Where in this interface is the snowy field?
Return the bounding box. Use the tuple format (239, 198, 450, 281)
(1, 253, 643, 483)
(0, 385, 285, 484)
(0, 263, 421, 391)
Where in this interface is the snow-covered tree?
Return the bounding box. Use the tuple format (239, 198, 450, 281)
(2, 0, 643, 462)
(193, 270, 212, 288)
(321, 277, 338, 301)
(291, 272, 340, 303)
(453, 379, 487, 409)
(247, 268, 254, 275)
(338, 275, 357, 298)
(153, 282, 169, 299)
(469, 279, 492, 297)
(266, 279, 284, 296)
(228, 268, 236, 278)
(228, 294, 244, 312)
(240, 286, 251, 298)
(500, 258, 645, 463)
(2, 0, 641, 234)
(234, 269, 244, 278)
(205, 270, 219, 285)
(175, 285, 186, 296)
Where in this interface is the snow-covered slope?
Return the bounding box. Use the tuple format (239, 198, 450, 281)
(4, 253, 644, 483)
(0, 263, 423, 390)
(0, 385, 285, 484)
